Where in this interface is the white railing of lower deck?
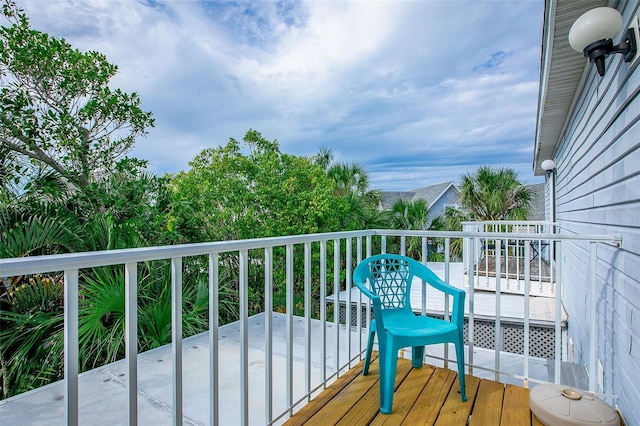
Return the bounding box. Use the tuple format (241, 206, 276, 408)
(0, 227, 621, 425)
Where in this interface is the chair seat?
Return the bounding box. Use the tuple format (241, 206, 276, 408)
(383, 312, 457, 339)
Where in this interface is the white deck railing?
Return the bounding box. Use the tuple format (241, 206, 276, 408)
(0, 226, 621, 425)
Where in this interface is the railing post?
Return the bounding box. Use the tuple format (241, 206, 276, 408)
(124, 262, 138, 425)
(64, 269, 79, 426)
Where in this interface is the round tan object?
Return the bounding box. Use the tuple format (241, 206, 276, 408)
(529, 384, 619, 426)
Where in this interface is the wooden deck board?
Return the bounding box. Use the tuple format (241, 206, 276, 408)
(401, 367, 457, 426)
(368, 365, 436, 426)
(500, 384, 531, 425)
(434, 375, 481, 426)
(469, 378, 505, 425)
(285, 354, 536, 426)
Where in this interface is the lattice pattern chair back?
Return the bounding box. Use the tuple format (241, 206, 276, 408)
(369, 256, 412, 310)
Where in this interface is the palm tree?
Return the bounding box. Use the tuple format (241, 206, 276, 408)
(312, 146, 333, 171)
(389, 199, 431, 259)
(458, 166, 531, 221)
(439, 166, 531, 259)
(327, 162, 370, 197)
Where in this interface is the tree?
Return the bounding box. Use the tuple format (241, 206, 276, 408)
(458, 166, 531, 221)
(171, 130, 346, 243)
(0, 1, 154, 191)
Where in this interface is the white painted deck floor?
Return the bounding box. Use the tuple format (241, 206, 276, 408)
(0, 310, 551, 425)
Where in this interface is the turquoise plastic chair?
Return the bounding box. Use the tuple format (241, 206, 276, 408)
(353, 254, 467, 414)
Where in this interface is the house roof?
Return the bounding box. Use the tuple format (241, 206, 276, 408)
(526, 182, 546, 220)
(533, 0, 606, 175)
(380, 181, 457, 211)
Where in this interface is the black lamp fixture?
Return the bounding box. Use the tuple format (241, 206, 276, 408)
(569, 7, 638, 77)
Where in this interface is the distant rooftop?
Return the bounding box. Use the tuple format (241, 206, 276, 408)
(380, 181, 456, 210)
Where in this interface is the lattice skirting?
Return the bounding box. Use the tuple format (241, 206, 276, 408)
(331, 301, 561, 359)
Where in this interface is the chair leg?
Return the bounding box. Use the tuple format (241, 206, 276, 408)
(380, 339, 398, 414)
(411, 346, 424, 368)
(363, 320, 376, 375)
(454, 340, 467, 402)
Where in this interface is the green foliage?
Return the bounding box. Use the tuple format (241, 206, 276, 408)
(171, 129, 345, 242)
(458, 165, 531, 221)
(0, 1, 154, 190)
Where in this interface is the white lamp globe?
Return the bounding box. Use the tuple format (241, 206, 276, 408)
(541, 159, 556, 172)
(569, 7, 623, 52)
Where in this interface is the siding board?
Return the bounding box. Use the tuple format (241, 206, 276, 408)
(546, 1, 640, 421)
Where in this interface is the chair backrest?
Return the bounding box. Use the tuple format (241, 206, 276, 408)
(353, 254, 415, 313)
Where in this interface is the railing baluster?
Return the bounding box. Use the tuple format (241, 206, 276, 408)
(589, 241, 598, 393)
(320, 240, 327, 385)
(494, 240, 501, 382)
(239, 249, 249, 424)
(444, 238, 450, 368)
(264, 248, 273, 424)
(333, 239, 340, 375)
(286, 244, 294, 410)
(356, 237, 363, 355)
(467, 238, 475, 375)
(523, 243, 530, 388)
(171, 257, 183, 426)
(209, 253, 219, 426)
(64, 269, 79, 426)
(554, 240, 563, 384)
(125, 262, 138, 426)
(346, 237, 353, 367)
(421, 237, 427, 316)
(400, 235, 406, 256)
(304, 242, 312, 397)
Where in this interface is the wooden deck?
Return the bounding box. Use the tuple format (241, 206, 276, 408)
(284, 355, 543, 426)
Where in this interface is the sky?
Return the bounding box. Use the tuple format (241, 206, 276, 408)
(20, 0, 544, 191)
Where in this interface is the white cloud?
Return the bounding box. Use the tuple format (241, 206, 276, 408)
(19, 0, 544, 190)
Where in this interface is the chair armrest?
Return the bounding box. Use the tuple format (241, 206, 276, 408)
(412, 261, 465, 326)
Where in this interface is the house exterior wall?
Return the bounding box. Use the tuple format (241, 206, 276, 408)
(550, 3, 640, 423)
(429, 186, 459, 221)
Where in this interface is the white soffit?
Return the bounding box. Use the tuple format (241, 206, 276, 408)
(533, 0, 606, 175)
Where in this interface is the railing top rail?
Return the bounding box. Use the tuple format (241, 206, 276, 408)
(461, 220, 557, 225)
(0, 228, 621, 277)
(0, 230, 376, 277)
(373, 229, 621, 244)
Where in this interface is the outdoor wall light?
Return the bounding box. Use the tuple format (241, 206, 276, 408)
(569, 7, 638, 77)
(541, 159, 556, 175)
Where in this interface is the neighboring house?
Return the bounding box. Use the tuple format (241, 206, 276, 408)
(535, 1, 640, 424)
(380, 181, 460, 226)
(381, 181, 545, 222)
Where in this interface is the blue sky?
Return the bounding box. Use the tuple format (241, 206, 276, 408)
(22, 0, 544, 191)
